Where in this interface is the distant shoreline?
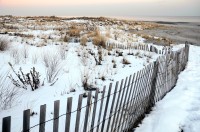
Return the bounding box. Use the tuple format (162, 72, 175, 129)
(112, 16, 200, 23)
(131, 21, 200, 46)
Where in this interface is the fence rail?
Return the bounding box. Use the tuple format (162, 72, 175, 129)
(2, 44, 189, 132)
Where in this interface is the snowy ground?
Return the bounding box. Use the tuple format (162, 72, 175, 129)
(0, 16, 188, 132)
(135, 45, 200, 132)
(0, 17, 162, 132)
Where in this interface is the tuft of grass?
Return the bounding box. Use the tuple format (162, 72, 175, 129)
(122, 57, 131, 65)
(68, 24, 81, 37)
(69, 29, 80, 37)
(63, 35, 70, 42)
(92, 35, 107, 49)
(80, 36, 88, 46)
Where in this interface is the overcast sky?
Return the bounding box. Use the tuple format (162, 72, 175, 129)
(0, 0, 199, 16)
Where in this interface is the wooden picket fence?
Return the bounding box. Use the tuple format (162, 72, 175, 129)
(107, 42, 173, 55)
(2, 44, 189, 132)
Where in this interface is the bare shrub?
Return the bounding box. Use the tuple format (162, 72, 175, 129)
(32, 53, 38, 64)
(22, 46, 29, 58)
(10, 48, 21, 64)
(8, 62, 41, 91)
(22, 45, 29, 61)
(42, 52, 51, 68)
(0, 71, 19, 110)
(0, 37, 9, 51)
(44, 52, 61, 84)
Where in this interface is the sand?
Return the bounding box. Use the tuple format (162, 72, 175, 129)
(130, 21, 200, 46)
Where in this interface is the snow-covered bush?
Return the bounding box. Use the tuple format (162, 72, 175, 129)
(81, 68, 96, 91)
(0, 37, 9, 51)
(0, 71, 19, 110)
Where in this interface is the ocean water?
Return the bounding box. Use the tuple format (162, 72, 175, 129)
(113, 16, 200, 23)
(60, 16, 200, 23)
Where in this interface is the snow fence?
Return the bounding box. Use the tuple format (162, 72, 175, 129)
(2, 44, 189, 132)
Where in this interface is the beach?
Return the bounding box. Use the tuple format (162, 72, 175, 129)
(130, 20, 200, 46)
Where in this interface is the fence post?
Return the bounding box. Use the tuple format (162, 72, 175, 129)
(2, 116, 11, 132)
(53, 100, 60, 132)
(100, 83, 112, 132)
(39, 104, 46, 132)
(83, 92, 92, 132)
(148, 61, 158, 109)
(106, 81, 119, 132)
(110, 79, 124, 132)
(96, 86, 106, 132)
(65, 97, 72, 132)
(119, 75, 132, 131)
(23, 109, 30, 132)
(113, 77, 128, 131)
(90, 89, 99, 132)
(75, 94, 83, 132)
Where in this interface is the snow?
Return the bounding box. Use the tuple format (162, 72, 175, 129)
(0, 24, 161, 131)
(0, 17, 195, 132)
(135, 45, 200, 132)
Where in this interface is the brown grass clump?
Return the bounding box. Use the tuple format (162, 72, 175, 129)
(105, 31, 111, 38)
(80, 36, 88, 46)
(92, 35, 107, 49)
(87, 29, 100, 38)
(69, 28, 80, 37)
(63, 35, 70, 42)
